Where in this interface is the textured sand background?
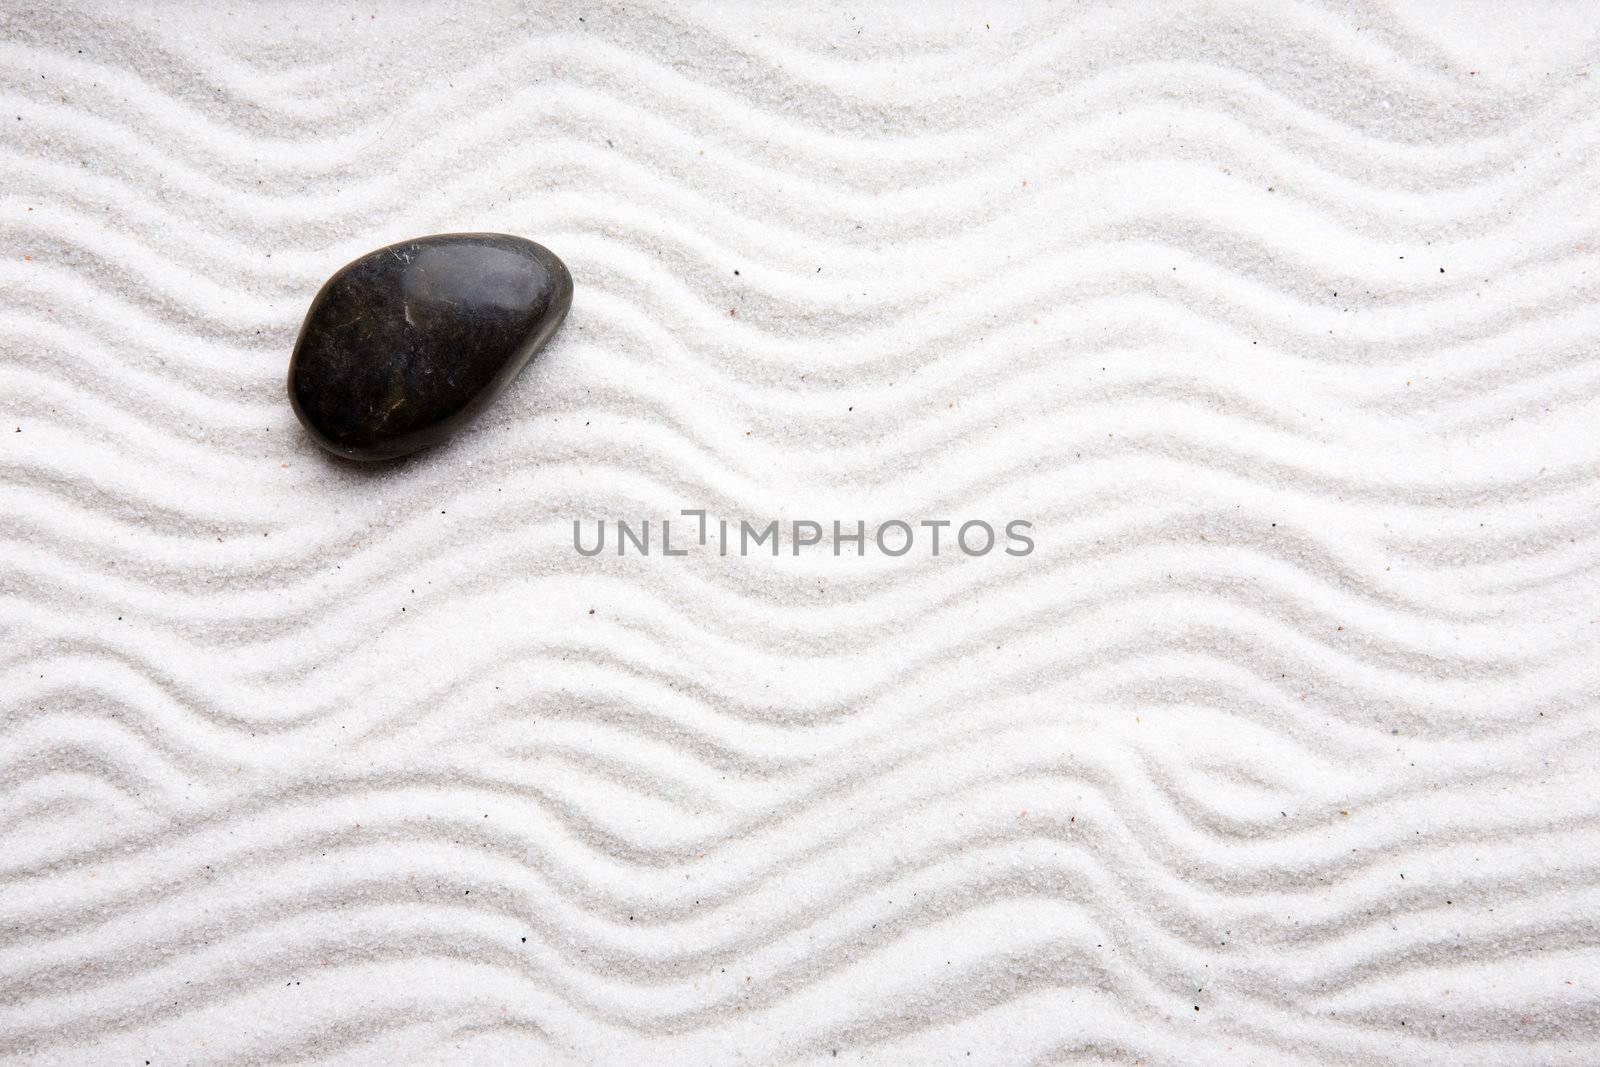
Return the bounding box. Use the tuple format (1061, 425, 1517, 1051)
(4, 1, 1600, 1063)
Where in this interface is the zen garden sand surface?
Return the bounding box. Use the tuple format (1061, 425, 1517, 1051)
(2, 2, 1599, 1063)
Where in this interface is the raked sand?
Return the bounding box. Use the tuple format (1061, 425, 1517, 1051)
(3, 2, 1600, 1063)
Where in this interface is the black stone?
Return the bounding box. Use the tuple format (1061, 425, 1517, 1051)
(288, 232, 572, 461)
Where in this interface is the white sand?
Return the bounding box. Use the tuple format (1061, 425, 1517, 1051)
(3, 1, 1600, 1062)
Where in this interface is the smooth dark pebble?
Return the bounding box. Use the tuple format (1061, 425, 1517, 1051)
(288, 232, 572, 461)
